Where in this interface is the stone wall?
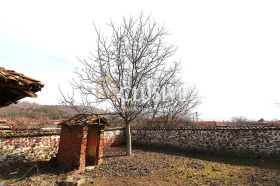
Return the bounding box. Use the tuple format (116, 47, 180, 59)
(0, 135, 59, 163)
(131, 126, 280, 159)
(0, 134, 60, 176)
(104, 127, 126, 146)
(1, 126, 279, 173)
(0, 127, 125, 174)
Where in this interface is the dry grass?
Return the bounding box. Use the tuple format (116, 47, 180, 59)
(2, 146, 280, 186)
(87, 146, 280, 186)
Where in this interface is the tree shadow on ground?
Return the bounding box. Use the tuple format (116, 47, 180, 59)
(133, 145, 280, 171)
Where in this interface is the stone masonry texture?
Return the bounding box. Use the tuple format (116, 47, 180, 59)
(131, 126, 280, 159)
(1, 126, 279, 174)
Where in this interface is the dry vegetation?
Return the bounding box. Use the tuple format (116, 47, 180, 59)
(0, 102, 106, 129)
(3, 146, 280, 186)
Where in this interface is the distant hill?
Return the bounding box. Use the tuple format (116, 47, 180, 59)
(0, 101, 104, 120)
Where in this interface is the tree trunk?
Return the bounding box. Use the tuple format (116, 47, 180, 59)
(126, 122, 132, 155)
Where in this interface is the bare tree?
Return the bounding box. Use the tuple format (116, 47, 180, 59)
(60, 13, 187, 155)
(162, 85, 200, 127)
(146, 78, 200, 127)
(231, 116, 248, 125)
(6, 114, 52, 130)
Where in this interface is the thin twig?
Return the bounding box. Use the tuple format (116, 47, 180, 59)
(20, 164, 40, 179)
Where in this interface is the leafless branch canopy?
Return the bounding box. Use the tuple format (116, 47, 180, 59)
(60, 13, 200, 125)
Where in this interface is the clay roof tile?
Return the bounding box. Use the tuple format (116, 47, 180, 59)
(59, 114, 109, 126)
(0, 67, 44, 107)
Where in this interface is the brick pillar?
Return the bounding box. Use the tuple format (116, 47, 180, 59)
(97, 125, 105, 165)
(78, 126, 88, 171)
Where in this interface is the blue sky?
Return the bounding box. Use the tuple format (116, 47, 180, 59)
(0, 22, 76, 105)
(1, 0, 280, 121)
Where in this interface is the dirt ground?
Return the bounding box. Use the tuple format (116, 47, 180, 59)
(3, 146, 280, 186)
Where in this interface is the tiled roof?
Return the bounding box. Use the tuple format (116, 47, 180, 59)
(272, 120, 280, 125)
(59, 114, 109, 126)
(0, 67, 44, 107)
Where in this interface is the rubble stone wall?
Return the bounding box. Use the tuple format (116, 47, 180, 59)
(0, 134, 60, 176)
(131, 126, 280, 159)
(0, 128, 125, 172)
(104, 127, 126, 146)
(1, 126, 279, 172)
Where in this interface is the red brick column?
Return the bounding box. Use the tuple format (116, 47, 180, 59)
(97, 125, 105, 165)
(78, 126, 88, 171)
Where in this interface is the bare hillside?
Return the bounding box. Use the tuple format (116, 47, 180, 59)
(0, 101, 104, 120)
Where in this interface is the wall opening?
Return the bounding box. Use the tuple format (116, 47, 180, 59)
(86, 125, 99, 166)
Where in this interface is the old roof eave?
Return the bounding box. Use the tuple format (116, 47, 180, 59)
(59, 114, 110, 127)
(0, 67, 44, 107)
